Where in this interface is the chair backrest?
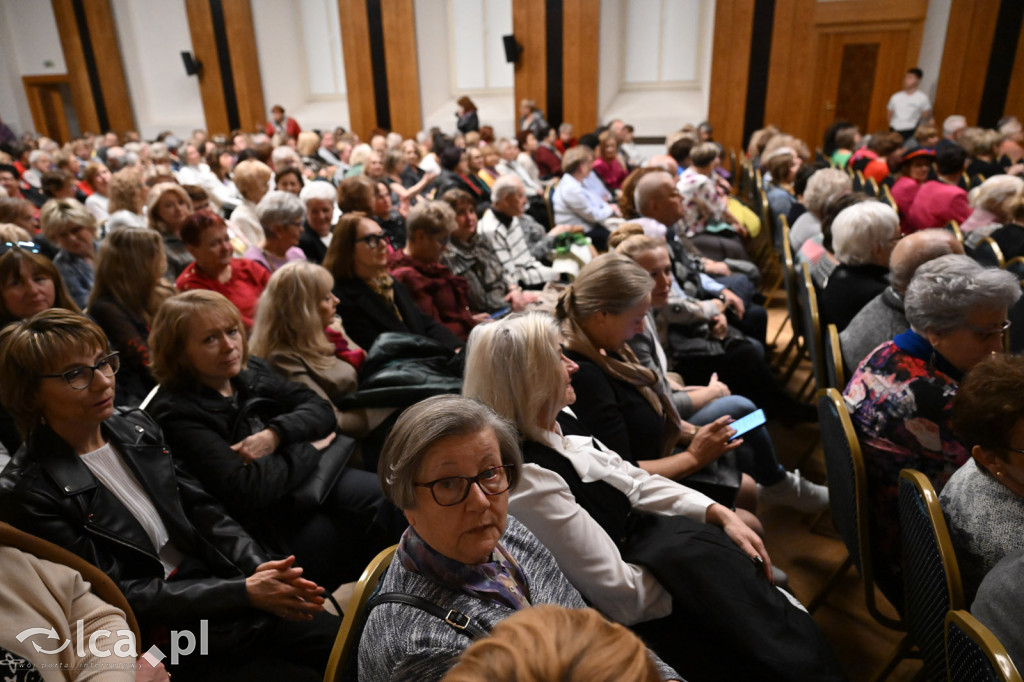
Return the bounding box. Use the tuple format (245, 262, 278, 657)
(866, 177, 880, 197)
(798, 262, 825, 390)
(898, 469, 965, 682)
(975, 236, 1006, 268)
(1005, 256, 1024, 282)
(543, 179, 558, 229)
(781, 220, 804, 343)
(323, 544, 399, 682)
(817, 389, 902, 629)
(944, 220, 965, 245)
(823, 323, 845, 389)
(883, 184, 899, 215)
(139, 385, 161, 411)
(946, 610, 1024, 682)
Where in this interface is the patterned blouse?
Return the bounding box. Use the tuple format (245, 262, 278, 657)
(677, 167, 724, 236)
(843, 330, 969, 607)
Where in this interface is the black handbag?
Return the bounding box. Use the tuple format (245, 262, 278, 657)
(228, 396, 354, 513)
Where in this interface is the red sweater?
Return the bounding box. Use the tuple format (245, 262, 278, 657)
(175, 258, 270, 329)
(387, 251, 476, 341)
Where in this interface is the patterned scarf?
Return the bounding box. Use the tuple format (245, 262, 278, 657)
(562, 316, 683, 458)
(366, 271, 403, 322)
(397, 525, 531, 611)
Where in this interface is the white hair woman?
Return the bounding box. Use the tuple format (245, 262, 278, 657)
(462, 312, 844, 682)
(229, 159, 273, 248)
(789, 168, 851, 261)
(969, 175, 1024, 254)
(844, 253, 1021, 611)
(297, 181, 336, 264)
(248, 189, 307, 273)
(359, 394, 683, 682)
(820, 200, 900, 330)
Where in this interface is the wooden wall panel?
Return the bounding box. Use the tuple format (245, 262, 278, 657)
(934, 0, 1000, 125)
(80, 0, 135, 133)
(184, 0, 230, 134)
(221, 0, 266, 133)
(707, 0, 754, 155)
(1003, 22, 1024, 123)
(561, 0, 598, 134)
(50, 0, 100, 134)
(381, 0, 422, 138)
(764, 0, 818, 146)
(513, 0, 546, 126)
(338, 0, 377, 139)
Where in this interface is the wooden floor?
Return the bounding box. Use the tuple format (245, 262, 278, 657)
(762, 303, 922, 681)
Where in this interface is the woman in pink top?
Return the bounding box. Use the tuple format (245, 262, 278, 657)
(891, 147, 935, 232)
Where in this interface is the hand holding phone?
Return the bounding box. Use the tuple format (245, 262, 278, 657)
(728, 409, 766, 441)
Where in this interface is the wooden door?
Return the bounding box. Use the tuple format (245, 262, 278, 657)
(23, 75, 73, 144)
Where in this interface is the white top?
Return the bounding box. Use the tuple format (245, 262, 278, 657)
(508, 408, 716, 625)
(229, 199, 264, 249)
(552, 173, 615, 228)
(888, 89, 932, 130)
(477, 209, 555, 288)
(81, 442, 183, 578)
(84, 193, 110, 223)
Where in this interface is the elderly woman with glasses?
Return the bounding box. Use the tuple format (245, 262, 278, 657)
(245, 190, 307, 273)
(844, 254, 1021, 611)
(0, 310, 337, 680)
(358, 395, 682, 682)
(324, 212, 462, 351)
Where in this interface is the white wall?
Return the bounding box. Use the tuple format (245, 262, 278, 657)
(0, 0, 67, 136)
(917, 0, 952, 107)
(110, 0, 203, 138)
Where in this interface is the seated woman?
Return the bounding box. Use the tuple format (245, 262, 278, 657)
(941, 354, 1024, 603)
(0, 309, 335, 681)
(984, 180, 1024, 261)
(476, 145, 501, 188)
(761, 147, 800, 223)
(39, 198, 98, 309)
(297, 181, 336, 264)
(358, 395, 682, 682)
(435, 147, 492, 217)
(442, 605, 659, 682)
(229, 159, 273, 249)
(324, 212, 462, 351)
(147, 290, 403, 589)
(104, 167, 147, 231)
(250, 261, 385, 438)
(789, 168, 851, 266)
(82, 162, 111, 223)
(385, 148, 435, 210)
(274, 167, 304, 196)
(247, 190, 306, 273)
(617, 234, 828, 512)
(844, 254, 1020, 611)
(463, 313, 844, 682)
(890, 148, 935, 228)
(176, 210, 269, 329)
(593, 130, 628, 192)
(88, 229, 175, 407)
(960, 175, 1024, 250)
(820, 201, 900, 331)
(388, 201, 485, 342)
(146, 182, 194, 279)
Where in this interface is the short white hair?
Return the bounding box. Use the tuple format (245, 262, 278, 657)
(943, 115, 967, 138)
(257, 190, 305, 233)
(271, 146, 300, 165)
(831, 201, 898, 265)
(299, 180, 336, 205)
(803, 169, 852, 215)
(492, 174, 524, 203)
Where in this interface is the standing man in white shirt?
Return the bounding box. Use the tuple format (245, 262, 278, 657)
(888, 68, 932, 141)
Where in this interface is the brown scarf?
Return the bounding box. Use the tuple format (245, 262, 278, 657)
(562, 316, 683, 459)
(367, 271, 403, 322)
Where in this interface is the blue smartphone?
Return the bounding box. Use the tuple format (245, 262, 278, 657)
(489, 306, 512, 320)
(728, 409, 766, 441)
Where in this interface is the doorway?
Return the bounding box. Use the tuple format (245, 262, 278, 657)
(23, 75, 80, 144)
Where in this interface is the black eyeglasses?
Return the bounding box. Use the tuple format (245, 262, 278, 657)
(414, 464, 515, 506)
(0, 241, 40, 256)
(965, 319, 1011, 340)
(41, 352, 120, 390)
(355, 233, 389, 249)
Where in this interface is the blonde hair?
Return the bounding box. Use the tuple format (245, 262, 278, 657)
(0, 309, 108, 437)
(464, 312, 566, 442)
(607, 222, 647, 250)
(39, 198, 98, 242)
(250, 262, 336, 369)
(614, 233, 665, 261)
(442, 605, 659, 682)
(107, 167, 144, 215)
(89, 228, 174, 323)
(296, 131, 320, 157)
(146, 182, 193, 235)
(233, 159, 273, 202)
(149, 290, 248, 389)
(555, 253, 652, 323)
(974, 175, 1024, 222)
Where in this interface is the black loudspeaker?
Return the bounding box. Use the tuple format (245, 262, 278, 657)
(181, 51, 202, 76)
(502, 35, 522, 63)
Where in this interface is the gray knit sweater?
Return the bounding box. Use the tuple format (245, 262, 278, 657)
(357, 515, 679, 681)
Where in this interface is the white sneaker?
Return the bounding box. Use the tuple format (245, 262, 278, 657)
(758, 470, 829, 513)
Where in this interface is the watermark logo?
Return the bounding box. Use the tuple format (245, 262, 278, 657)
(17, 620, 209, 665)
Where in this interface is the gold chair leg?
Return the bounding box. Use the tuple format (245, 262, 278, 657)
(806, 553, 853, 613)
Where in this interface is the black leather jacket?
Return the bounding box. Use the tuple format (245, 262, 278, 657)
(0, 408, 269, 631)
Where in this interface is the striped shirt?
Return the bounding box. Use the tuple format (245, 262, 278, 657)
(478, 209, 555, 288)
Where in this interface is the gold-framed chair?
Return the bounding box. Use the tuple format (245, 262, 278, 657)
(823, 323, 845, 390)
(796, 263, 825, 399)
(944, 220, 964, 245)
(946, 610, 1024, 682)
(1005, 256, 1024, 281)
(323, 545, 399, 682)
(898, 469, 965, 682)
(974, 237, 1006, 269)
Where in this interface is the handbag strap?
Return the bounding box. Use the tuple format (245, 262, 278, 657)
(367, 592, 489, 639)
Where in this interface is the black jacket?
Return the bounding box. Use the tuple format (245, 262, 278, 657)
(299, 221, 329, 264)
(333, 276, 463, 351)
(146, 357, 336, 520)
(0, 409, 268, 632)
(820, 262, 890, 332)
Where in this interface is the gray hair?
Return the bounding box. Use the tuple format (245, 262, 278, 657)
(889, 229, 962, 295)
(905, 254, 1020, 335)
(803, 168, 852, 215)
(831, 201, 898, 265)
(28, 150, 49, 165)
(379, 395, 523, 509)
(971, 174, 1024, 220)
(256, 190, 305, 234)
(271, 146, 300, 166)
(299, 180, 336, 205)
(492, 174, 524, 203)
(943, 115, 967, 138)
(633, 170, 672, 217)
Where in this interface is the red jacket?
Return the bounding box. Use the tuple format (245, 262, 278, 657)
(175, 258, 270, 329)
(387, 251, 476, 341)
(265, 117, 301, 139)
(904, 180, 971, 234)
